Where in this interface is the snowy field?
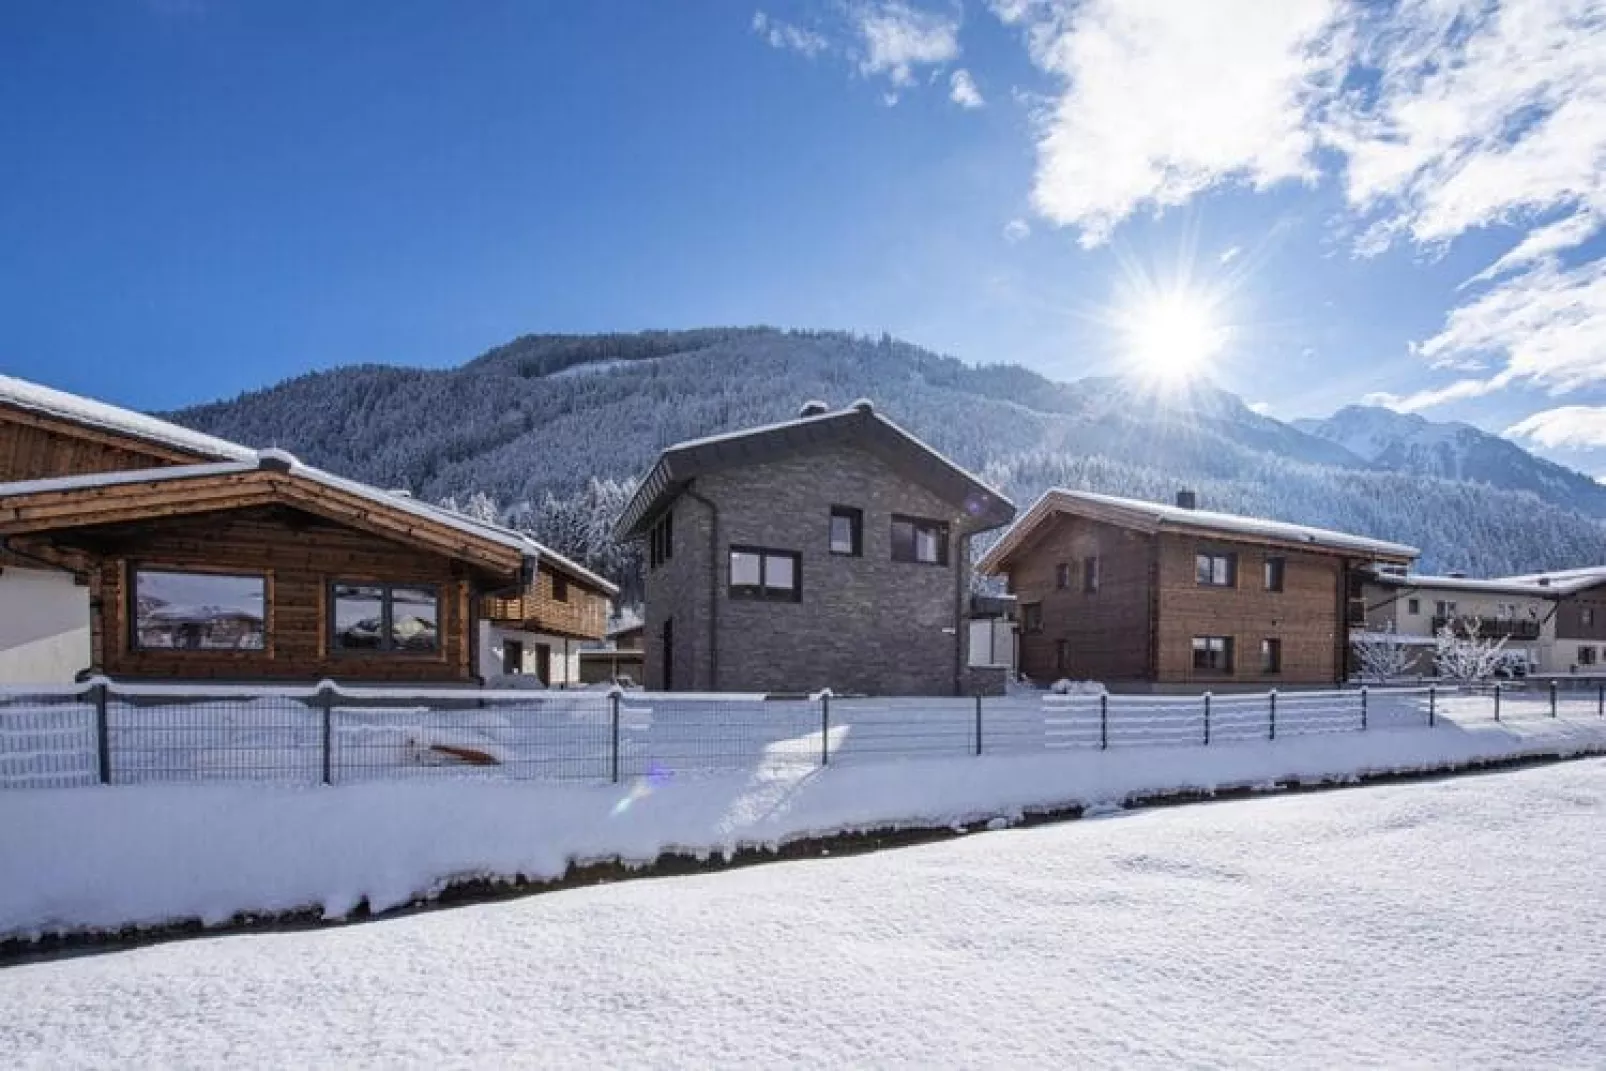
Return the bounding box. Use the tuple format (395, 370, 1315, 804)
(3, 758, 1603, 1069)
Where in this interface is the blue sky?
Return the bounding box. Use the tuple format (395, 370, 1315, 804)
(2, 1, 1604, 476)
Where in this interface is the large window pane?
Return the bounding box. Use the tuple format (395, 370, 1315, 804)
(333, 584, 386, 650)
(389, 586, 439, 651)
(892, 515, 948, 565)
(765, 553, 795, 593)
(730, 551, 762, 588)
(134, 570, 266, 651)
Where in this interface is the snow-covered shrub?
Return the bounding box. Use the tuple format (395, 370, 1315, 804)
(1050, 679, 1107, 696)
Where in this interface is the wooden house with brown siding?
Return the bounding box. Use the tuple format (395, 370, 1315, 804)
(978, 489, 1418, 691)
(0, 374, 615, 685)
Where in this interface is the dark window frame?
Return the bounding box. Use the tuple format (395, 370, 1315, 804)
(728, 546, 803, 603)
(1055, 562, 1072, 590)
(1191, 635, 1234, 673)
(829, 505, 864, 557)
(1055, 639, 1070, 675)
(1083, 556, 1100, 594)
(648, 511, 674, 570)
(1195, 551, 1238, 588)
(1260, 637, 1282, 674)
(551, 571, 569, 603)
(1583, 608, 1597, 628)
(1264, 556, 1285, 593)
(1021, 601, 1043, 634)
(1407, 598, 1420, 616)
(891, 514, 950, 566)
(1579, 645, 1597, 666)
(329, 580, 442, 655)
(129, 565, 269, 653)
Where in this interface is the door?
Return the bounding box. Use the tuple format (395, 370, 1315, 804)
(661, 617, 674, 691)
(501, 639, 524, 676)
(533, 643, 552, 685)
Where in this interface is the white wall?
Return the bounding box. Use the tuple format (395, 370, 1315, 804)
(476, 622, 583, 686)
(0, 567, 91, 684)
(967, 619, 1015, 671)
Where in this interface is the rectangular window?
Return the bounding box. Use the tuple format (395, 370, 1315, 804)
(1021, 602, 1043, 634)
(1407, 598, 1420, 616)
(1055, 639, 1070, 675)
(1578, 646, 1598, 666)
(1584, 608, 1597, 628)
(332, 582, 440, 653)
(728, 546, 801, 602)
(1055, 562, 1071, 590)
(132, 569, 266, 651)
(829, 506, 863, 557)
(1436, 600, 1457, 617)
(1260, 638, 1282, 674)
(1264, 556, 1285, 593)
(1196, 552, 1237, 588)
(891, 515, 949, 566)
(1083, 556, 1100, 594)
(649, 511, 674, 569)
(551, 572, 569, 603)
(1192, 635, 1234, 673)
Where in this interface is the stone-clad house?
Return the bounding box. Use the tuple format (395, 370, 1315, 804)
(613, 401, 1016, 696)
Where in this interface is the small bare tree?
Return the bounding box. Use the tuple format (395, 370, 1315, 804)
(1433, 618, 1509, 684)
(1352, 624, 1413, 683)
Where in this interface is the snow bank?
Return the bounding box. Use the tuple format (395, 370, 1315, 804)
(4, 712, 1605, 942)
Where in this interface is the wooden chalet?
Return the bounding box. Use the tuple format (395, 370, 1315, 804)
(978, 488, 1418, 690)
(0, 374, 615, 685)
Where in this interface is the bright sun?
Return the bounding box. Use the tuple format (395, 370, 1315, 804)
(1118, 289, 1230, 385)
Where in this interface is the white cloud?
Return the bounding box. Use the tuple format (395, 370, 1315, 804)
(1002, 218, 1031, 243)
(857, 1, 961, 87)
(1219, 245, 1242, 265)
(1248, 400, 1273, 415)
(1005, 0, 1347, 246)
(949, 68, 984, 108)
(751, 11, 829, 58)
(1506, 406, 1606, 449)
(1362, 377, 1508, 413)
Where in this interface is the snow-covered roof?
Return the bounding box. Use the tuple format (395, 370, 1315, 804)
(0, 373, 256, 463)
(1492, 565, 1606, 596)
(615, 402, 1015, 540)
(0, 453, 620, 596)
(979, 488, 1418, 575)
(1364, 571, 1562, 598)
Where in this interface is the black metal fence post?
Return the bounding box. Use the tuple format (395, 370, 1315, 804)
(1099, 692, 1109, 751)
(1203, 692, 1212, 746)
(1494, 682, 1502, 722)
(821, 692, 831, 767)
(318, 682, 335, 786)
(1428, 684, 1436, 728)
(1550, 679, 1558, 718)
(974, 694, 983, 756)
(1269, 689, 1277, 741)
(1361, 686, 1369, 732)
(610, 691, 621, 783)
(90, 680, 110, 785)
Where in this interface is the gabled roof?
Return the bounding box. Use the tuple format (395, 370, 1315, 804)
(0, 373, 255, 464)
(0, 451, 619, 595)
(978, 488, 1419, 575)
(614, 402, 1016, 540)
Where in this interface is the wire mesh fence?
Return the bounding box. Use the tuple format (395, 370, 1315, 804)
(2, 676, 1603, 790)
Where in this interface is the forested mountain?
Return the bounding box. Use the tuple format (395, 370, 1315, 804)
(171, 327, 1606, 596)
(1294, 405, 1606, 518)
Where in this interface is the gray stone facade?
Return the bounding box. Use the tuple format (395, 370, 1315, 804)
(642, 444, 992, 696)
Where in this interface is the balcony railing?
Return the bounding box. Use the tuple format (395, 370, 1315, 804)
(1432, 616, 1541, 641)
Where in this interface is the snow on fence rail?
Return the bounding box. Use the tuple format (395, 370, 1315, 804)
(1, 679, 1603, 790)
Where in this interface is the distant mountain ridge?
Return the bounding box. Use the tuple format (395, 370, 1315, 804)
(169, 327, 1606, 582)
(1293, 405, 1606, 519)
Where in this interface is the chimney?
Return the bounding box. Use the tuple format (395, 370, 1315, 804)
(798, 400, 829, 418)
(1175, 489, 1198, 510)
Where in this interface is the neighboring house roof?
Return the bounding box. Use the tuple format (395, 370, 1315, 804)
(978, 488, 1419, 575)
(0, 375, 619, 596)
(1364, 571, 1562, 598)
(0, 450, 620, 595)
(613, 401, 1016, 540)
(1493, 565, 1606, 596)
(0, 373, 255, 464)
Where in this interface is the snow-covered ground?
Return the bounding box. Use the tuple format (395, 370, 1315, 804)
(3, 703, 1605, 943)
(4, 758, 1604, 1069)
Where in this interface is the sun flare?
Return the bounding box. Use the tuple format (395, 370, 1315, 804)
(1118, 289, 1230, 385)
